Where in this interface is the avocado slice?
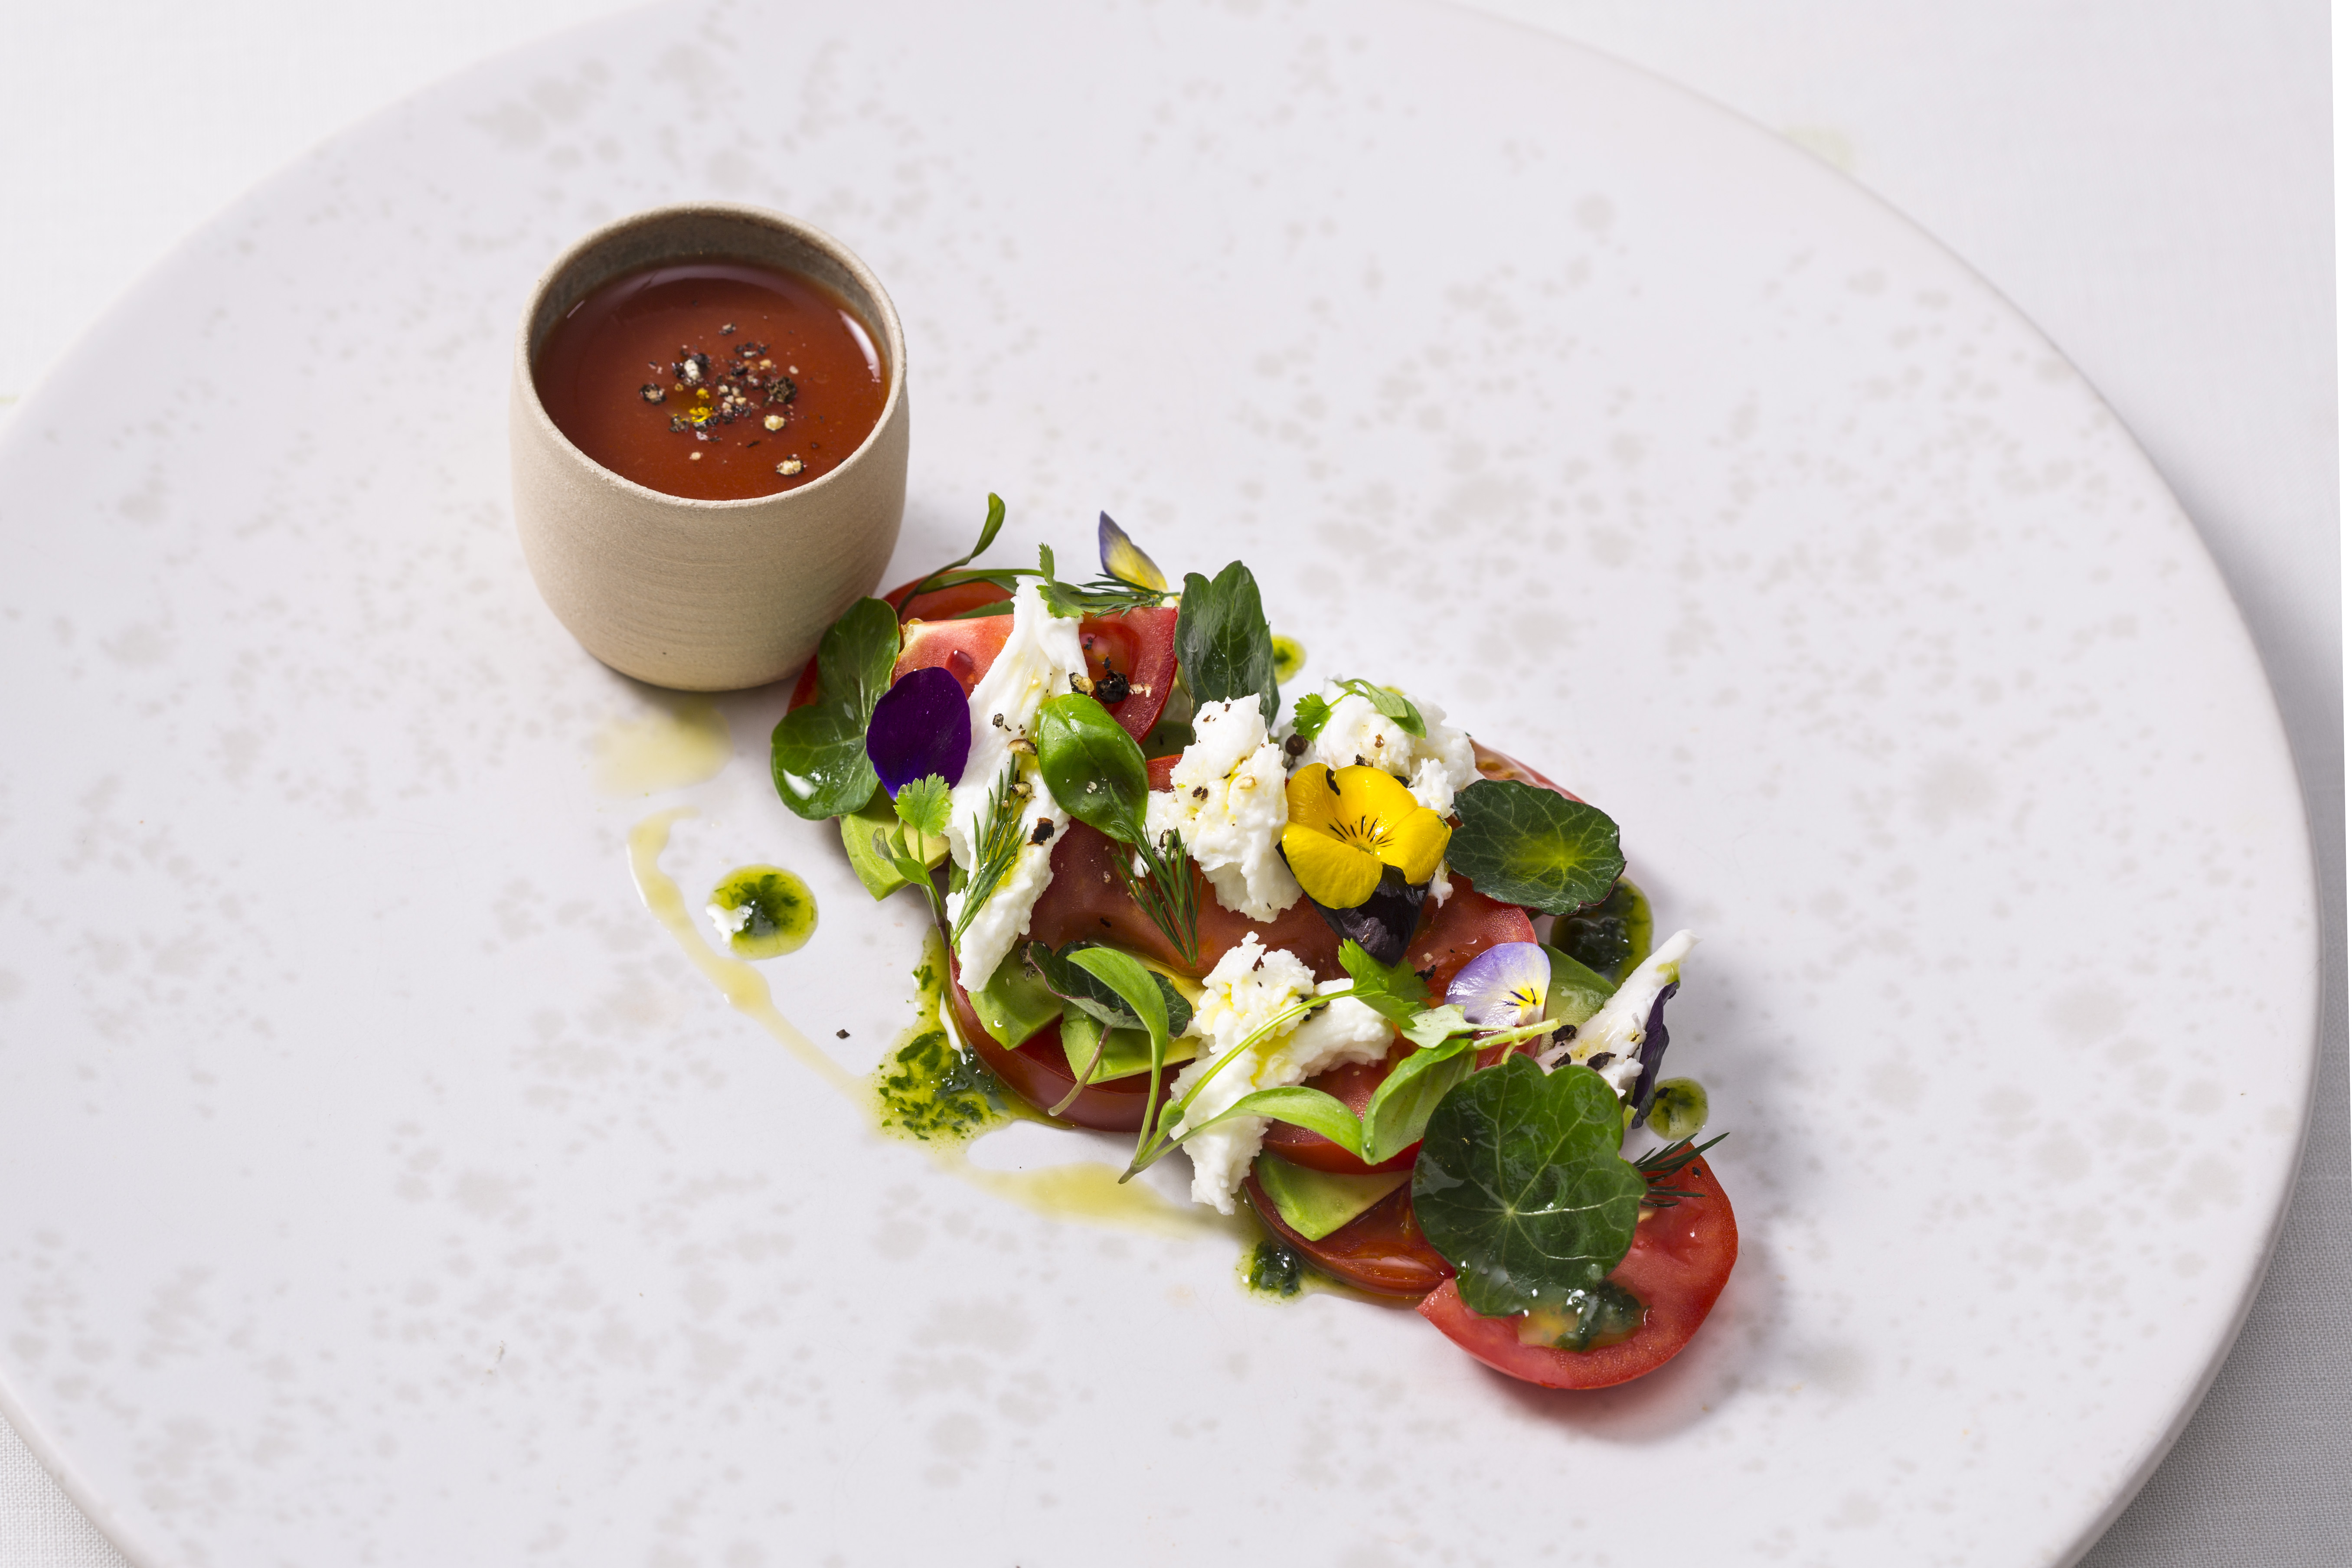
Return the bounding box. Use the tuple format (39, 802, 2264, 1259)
(1058, 1011, 1199, 1084)
(1252, 1153, 1408, 1241)
(840, 787, 948, 901)
(967, 951, 1064, 1049)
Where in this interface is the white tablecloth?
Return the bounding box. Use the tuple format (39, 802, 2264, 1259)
(1, 2, 2342, 1562)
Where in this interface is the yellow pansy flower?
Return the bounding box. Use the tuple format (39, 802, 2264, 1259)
(1280, 763, 1451, 909)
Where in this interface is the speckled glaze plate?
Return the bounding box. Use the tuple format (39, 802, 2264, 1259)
(0, 2, 2317, 1564)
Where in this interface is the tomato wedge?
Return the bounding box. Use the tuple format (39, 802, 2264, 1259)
(1242, 1169, 1454, 1298)
(1077, 607, 1178, 742)
(941, 950, 1175, 1133)
(1418, 1155, 1738, 1389)
(794, 577, 1177, 745)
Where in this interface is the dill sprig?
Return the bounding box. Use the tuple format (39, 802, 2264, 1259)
(1122, 827, 1200, 969)
(951, 763, 1032, 945)
(1633, 1132, 1727, 1207)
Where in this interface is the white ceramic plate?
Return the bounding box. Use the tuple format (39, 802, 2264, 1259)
(0, 1, 2316, 1563)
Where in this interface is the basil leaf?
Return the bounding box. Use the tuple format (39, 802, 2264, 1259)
(1175, 561, 1279, 726)
(1068, 946, 1169, 1051)
(1359, 1037, 1476, 1164)
(1412, 1057, 1646, 1317)
(1177, 1085, 1365, 1159)
(1445, 778, 1626, 915)
(1035, 693, 1150, 843)
(1336, 938, 1432, 1026)
(1027, 942, 1193, 1039)
(768, 597, 902, 821)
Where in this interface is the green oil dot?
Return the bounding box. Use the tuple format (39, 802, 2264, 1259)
(1270, 634, 1306, 685)
(705, 865, 817, 959)
(1646, 1077, 1709, 1141)
(1243, 1238, 1303, 1299)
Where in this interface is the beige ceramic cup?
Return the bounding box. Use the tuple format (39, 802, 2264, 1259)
(510, 203, 909, 691)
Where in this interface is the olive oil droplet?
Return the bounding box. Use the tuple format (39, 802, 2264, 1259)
(706, 865, 817, 959)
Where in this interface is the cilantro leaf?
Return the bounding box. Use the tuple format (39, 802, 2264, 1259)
(1411, 1057, 1647, 1317)
(1175, 561, 1280, 726)
(768, 597, 901, 820)
(1445, 778, 1626, 915)
(892, 774, 953, 839)
(1289, 692, 1332, 743)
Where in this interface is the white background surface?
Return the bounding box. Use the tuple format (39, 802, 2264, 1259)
(0, 1, 2340, 1564)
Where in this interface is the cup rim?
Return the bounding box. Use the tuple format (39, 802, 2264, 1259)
(512, 201, 908, 512)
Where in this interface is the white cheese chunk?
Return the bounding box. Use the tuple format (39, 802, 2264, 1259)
(943, 582, 1088, 981)
(1301, 683, 1478, 814)
(1142, 697, 1301, 922)
(1541, 928, 1699, 1099)
(1167, 934, 1394, 1212)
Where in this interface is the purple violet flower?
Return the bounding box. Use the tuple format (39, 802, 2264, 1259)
(866, 666, 971, 794)
(1445, 941, 1552, 1029)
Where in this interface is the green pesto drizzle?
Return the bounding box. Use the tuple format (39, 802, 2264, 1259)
(871, 930, 1014, 1144)
(1242, 1238, 1304, 1299)
(707, 865, 818, 959)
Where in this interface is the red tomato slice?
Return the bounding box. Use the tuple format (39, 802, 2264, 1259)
(941, 949, 1175, 1133)
(1078, 607, 1178, 742)
(894, 617, 1015, 696)
(1243, 1169, 1454, 1298)
(1418, 1155, 1738, 1389)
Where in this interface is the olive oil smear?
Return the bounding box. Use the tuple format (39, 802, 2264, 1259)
(627, 808, 1218, 1236)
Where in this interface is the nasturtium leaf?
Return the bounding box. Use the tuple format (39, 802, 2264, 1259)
(1359, 1037, 1476, 1164)
(1335, 938, 1434, 1026)
(1175, 562, 1280, 726)
(1027, 941, 1193, 1040)
(1035, 693, 1150, 843)
(771, 707, 879, 820)
(1412, 1057, 1647, 1318)
(1445, 778, 1626, 915)
(868, 668, 972, 794)
(769, 597, 902, 821)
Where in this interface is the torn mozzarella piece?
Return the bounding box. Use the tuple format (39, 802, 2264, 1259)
(1301, 683, 1478, 814)
(1167, 934, 1393, 1212)
(943, 581, 1088, 981)
(1142, 696, 1301, 921)
(1539, 928, 1699, 1099)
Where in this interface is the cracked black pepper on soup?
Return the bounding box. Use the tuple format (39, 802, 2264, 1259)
(533, 258, 888, 501)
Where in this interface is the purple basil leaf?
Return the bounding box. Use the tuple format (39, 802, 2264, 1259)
(1627, 980, 1680, 1120)
(866, 666, 971, 793)
(1307, 867, 1425, 967)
